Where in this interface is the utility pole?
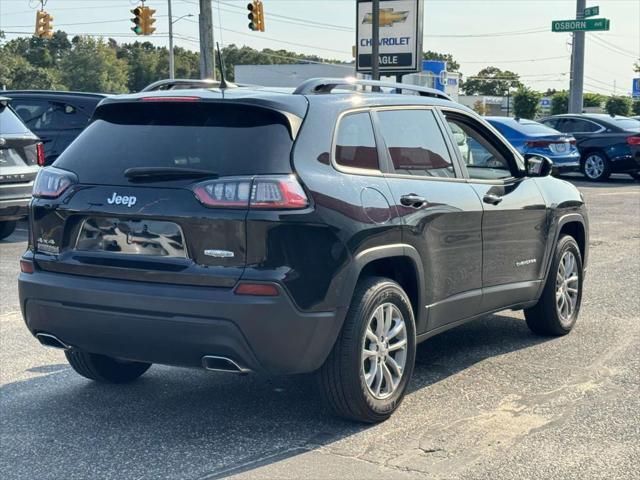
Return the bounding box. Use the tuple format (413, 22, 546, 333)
(199, 0, 216, 80)
(168, 0, 175, 79)
(569, 0, 586, 113)
(371, 0, 380, 81)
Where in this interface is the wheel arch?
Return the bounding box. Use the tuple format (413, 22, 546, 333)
(344, 245, 426, 333)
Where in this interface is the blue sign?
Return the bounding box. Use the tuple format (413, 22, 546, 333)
(633, 78, 640, 98)
(422, 60, 447, 92)
(540, 98, 551, 107)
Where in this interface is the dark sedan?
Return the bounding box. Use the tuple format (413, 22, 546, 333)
(540, 114, 640, 181)
(6, 91, 106, 166)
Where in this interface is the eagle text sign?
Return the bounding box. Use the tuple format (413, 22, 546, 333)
(356, 0, 423, 74)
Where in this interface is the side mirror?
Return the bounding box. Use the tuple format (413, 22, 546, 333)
(524, 154, 553, 177)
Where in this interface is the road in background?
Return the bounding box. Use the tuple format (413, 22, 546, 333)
(1, 176, 639, 479)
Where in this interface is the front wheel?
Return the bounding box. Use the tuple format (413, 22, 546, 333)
(582, 152, 611, 181)
(525, 235, 584, 336)
(65, 349, 151, 383)
(317, 277, 416, 423)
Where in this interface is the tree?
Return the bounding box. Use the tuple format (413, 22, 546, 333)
(551, 91, 569, 115)
(632, 99, 640, 116)
(59, 36, 128, 93)
(605, 96, 632, 116)
(583, 93, 604, 108)
(513, 86, 541, 119)
(0, 49, 63, 90)
(461, 66, 522, 96)
(423, 50, 460, 71)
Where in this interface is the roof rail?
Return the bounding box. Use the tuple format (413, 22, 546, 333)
(293, 77, 452, 101)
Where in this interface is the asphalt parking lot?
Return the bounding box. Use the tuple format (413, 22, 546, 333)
(1, 174, 638, 480)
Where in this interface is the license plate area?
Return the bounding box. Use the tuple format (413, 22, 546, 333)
(550, 143, 567, 154)
(75, 217, 187, 258)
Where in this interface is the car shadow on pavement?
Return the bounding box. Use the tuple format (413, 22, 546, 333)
(0, 313, 551, 480)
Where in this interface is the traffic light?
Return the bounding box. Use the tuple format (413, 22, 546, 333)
(131, 7, 143, 35)
(141, 6, 156, 35)
(35, 10, 53, 39)
(247, 1, 265, 32)
(131, 6, 156, 36)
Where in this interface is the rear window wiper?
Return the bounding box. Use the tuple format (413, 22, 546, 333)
(124, 167, 219, 181)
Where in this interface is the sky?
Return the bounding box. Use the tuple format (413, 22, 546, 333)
(1, 0, 639, 95)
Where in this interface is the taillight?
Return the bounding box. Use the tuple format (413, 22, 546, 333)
(524, 140, 553, 148)
(192, 175, 308, 210)
(20, 259, 34, 274)
(36, 142, 45, 166)
(627, 135, 640, 146)
(32, 167, 77, 199)
(568, 138, 577, 145)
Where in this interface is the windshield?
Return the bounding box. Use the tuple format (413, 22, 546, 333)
(55, 102, 294, 184)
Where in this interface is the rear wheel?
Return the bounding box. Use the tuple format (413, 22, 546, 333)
(525, 235, 583, 336)
(317, 277, 416, 423)
(65, 349, 151, 383)
(0, 221, 17, 240)
(582, 152, 611, 181)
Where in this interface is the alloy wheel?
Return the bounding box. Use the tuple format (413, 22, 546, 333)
(556, 251, 579, 326)
(584, 155, 604, 179)
(361, 303, 408, 400)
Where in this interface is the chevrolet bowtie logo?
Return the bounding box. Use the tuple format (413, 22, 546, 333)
(363, 8, 409, 27)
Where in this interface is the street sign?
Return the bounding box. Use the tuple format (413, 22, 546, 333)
(551, 18, 610, 32)
(584, 6, 600, 18)
(633, 78, 640, 99)
(356, 0, 424, 74)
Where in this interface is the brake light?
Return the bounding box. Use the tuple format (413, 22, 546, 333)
(32, 167, 77, 199)
(140, 96, 201, 102)
(524, 140, 553, 148)
(568, 138, 577, 145)
(192, 175, 308, 210)
(627, 135, 640, 146)
(36, 142, 45, 166)
(235, 283, 279, 296)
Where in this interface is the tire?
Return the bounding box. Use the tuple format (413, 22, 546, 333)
(0, 221, 17, 240)
(581, 151, 611, 181)
(65, 349, 151, 383)
(317, 276, 416, 423)
(525, 235, 583, 336)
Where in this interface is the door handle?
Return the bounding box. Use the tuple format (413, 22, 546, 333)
(400, 194, 428, 208)
(483, 193, 503, 205)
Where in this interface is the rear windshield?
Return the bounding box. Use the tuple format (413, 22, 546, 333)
(612, 118, 640, 131)
(494, 119, 559, 136)
(0, 106, 30, 135)
(55, 102, 294, 183)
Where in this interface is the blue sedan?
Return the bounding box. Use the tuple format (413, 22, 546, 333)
(485, 116, 580, 173)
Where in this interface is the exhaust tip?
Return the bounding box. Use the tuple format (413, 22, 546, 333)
(35, 333, 71, 350)
(202, 355, 251, 374)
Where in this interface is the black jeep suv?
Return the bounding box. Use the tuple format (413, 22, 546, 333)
(19, 79, 588, 422)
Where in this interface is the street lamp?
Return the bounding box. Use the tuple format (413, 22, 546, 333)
(167, 0, 194, 80)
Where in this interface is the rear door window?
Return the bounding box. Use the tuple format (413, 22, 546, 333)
(334, 112, 379, 171)
(377, 109, 455, 178)
(55, 102, 295, 184)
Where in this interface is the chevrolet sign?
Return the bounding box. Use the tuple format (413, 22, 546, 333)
(356, 0, 423, 74)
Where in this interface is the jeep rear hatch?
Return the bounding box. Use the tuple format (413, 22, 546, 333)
(31, 100, 305, 287)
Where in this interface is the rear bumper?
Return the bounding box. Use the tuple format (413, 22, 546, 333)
(19, 266, 345, 375)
